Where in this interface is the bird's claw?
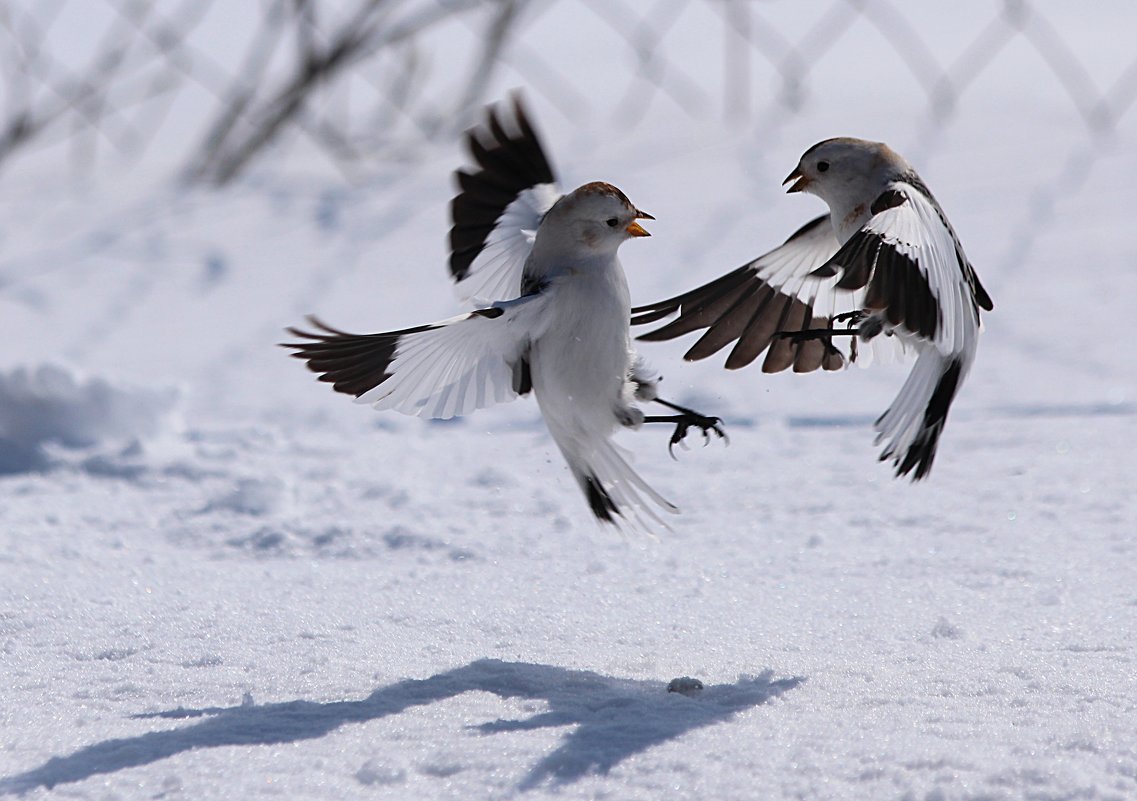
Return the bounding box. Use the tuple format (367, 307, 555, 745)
(831, 310, 865, 326)
(668, 413, 727, 459)
(776, 311, 866, 342)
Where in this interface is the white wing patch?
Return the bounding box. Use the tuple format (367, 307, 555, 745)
(358, 293, 550, 419)
(454, 183, 561, 305)
(751, 214, 841, 292)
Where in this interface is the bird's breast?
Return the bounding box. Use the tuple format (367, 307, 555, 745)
(529, 271, 631, 418)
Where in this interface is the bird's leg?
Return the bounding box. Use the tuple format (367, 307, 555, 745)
(775, 310, 866, 342)
(643, 398, 727, 458)
(775, 328, 859, 343)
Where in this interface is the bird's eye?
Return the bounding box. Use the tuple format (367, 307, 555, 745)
(606, 217, 619, 227)
(817, 160, 830, 173)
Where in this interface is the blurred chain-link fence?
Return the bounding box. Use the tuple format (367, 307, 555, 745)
(2, 0, 1135, 185)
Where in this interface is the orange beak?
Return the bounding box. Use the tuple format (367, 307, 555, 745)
(783, 168, 809, 193)
(626, 209, 653, 237)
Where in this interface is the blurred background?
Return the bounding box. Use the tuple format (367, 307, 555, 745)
(1, 0, 1134, 428)
(4, 8, 1136, 798)
(3, 1, 1135, 183)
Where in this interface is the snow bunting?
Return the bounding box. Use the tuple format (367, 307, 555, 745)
(284, 98, 724, 529)
(632, 138, 992, 480)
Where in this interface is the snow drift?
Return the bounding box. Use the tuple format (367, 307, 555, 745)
(0, 364, 177, 473)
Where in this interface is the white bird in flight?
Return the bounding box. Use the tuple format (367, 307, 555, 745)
(632, 137, 993, 479)
(284, 98, 724, 529)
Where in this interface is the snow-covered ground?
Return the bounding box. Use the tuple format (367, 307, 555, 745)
(2, 3, 1136, 799)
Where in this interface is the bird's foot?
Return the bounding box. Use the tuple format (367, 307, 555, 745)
(831, 310, 866, 326)
(775, 328, 841, 343)
(665, 411, 727, 458)
(646, 398, 728, 458)
(776, 310, 866, 342)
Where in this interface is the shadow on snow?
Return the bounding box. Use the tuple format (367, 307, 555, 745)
(0, 658, 803, 794)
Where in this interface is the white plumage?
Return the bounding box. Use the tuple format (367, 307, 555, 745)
(285, 98, 723, 529)
(634, 137, 992, 479)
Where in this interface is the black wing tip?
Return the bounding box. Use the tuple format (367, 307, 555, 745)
(504, 90, 540, 148)
(448, 93, 556, 283)
(280, 317, 327, 350)
(973, 275, 995, 312)
(461, 92, 555, 182)
(631, 266, 760, 349)
(281, 314, 344, 339)
(279, 315, 403, 399)
(279, 315, 359, 353)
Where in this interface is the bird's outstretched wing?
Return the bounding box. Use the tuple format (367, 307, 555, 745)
(815, 183, 993, 356)
(282, 293, 549, 420)
(448, 95, 561, 304)
(633, 215, 905, 372)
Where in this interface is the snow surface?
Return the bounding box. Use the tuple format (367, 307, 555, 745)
(2, 3, 1137, 799)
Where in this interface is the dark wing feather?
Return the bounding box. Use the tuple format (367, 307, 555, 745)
(283, 316, 437, 399)
(830, 183, 991, 352)
(823, 221, 938, 341)
(282, 293, 546, 419)
(632, 214, 854, 372)
(448, 95, 560, 302)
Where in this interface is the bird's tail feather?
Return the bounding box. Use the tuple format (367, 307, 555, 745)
(551, 426, 678, 531)
(874, 347, 967, 480)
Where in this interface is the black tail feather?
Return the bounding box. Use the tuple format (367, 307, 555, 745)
(583, 474, 620, 523)
(894, 358, 963, 480)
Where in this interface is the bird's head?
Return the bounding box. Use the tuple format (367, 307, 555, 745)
(784, 137, 906, 208)
(540, 182, 653, 257)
